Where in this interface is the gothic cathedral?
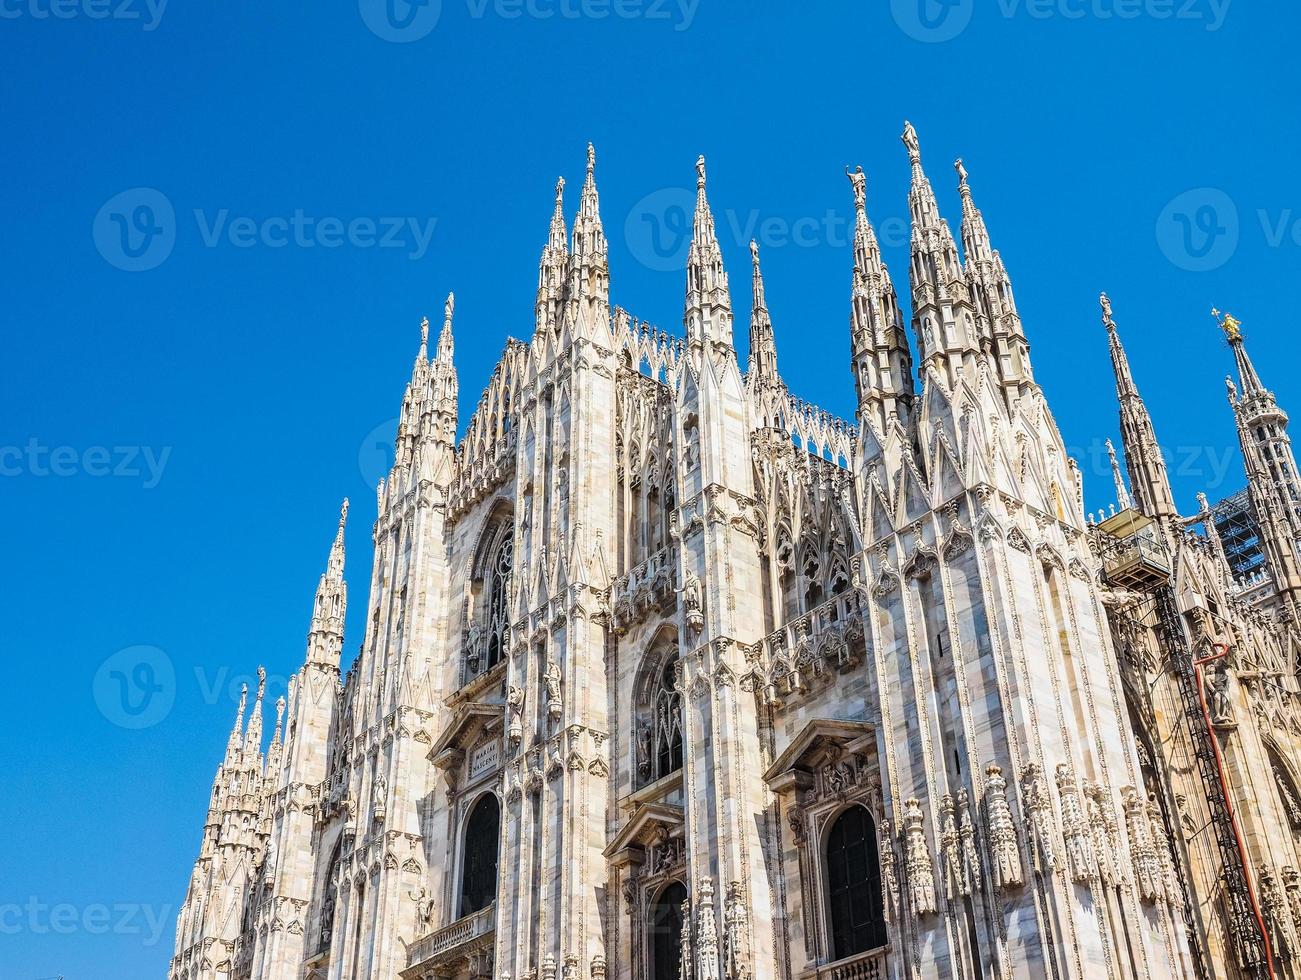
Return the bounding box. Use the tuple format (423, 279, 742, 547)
(170, 128, 1301, 980)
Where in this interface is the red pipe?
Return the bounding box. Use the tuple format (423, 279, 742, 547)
(1194, 643, 1276, 979)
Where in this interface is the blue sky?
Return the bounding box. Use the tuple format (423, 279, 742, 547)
(3, 1, 1298, 977)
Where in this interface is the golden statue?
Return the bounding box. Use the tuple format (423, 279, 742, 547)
(1212, 307, 1242, 342)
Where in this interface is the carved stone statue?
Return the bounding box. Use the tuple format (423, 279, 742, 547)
(902, 797, 937, 916)
(1205, 660, 1234, 726)
(544, 660, 563, 720)
(507, 685, 525, 747)
(846, 165, 866, 210)
(984, 764, 1024, 889)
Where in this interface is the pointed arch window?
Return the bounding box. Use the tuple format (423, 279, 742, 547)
(654, 657, 684, 780)
(459, 794, 501, 917)
(649, 880, 687, 980)
(318, 839, 343, 954)
(638, 646, 684, 787)
(485, 533, 513, 672)
(825, 805, 886, 960)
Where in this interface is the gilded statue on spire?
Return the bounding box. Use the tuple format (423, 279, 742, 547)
(1213, 308, 1242, 342)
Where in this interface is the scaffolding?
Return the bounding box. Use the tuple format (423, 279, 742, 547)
(1097, 509, 1273, 978)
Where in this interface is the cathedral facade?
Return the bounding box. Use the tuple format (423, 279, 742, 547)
(170, 128, 1301, 980)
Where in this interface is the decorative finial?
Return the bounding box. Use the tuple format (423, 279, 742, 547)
(1212, 307, 1242, 342)
(846, 165, 866, 211)
(1100, 292, 1114, 328)
(586, 143, 596, 178)
(695, 155, 707, 189)
(902, 121, 921, 163)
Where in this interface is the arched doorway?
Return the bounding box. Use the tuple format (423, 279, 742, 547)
(459, 794, 500, 917)
(649, 880, 687, 980)
(825, 804, 886, 959)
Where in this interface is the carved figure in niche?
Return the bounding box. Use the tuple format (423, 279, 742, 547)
(1205, 660, 1234, 726)
(723, 881, 749, 980)
(636, 721, 652, 782)
(683, 571, 704, 635)
(544, 659, 563, 720)
(507, 685, 525, 747)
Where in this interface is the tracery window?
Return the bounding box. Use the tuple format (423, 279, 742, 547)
(467, 517, 513, 682)
(825, 805, 886, 960)
(649, 880, 687, 980)
(484, 534, 512, 671)
(637, 646, 684, 787)
(318, 839, 343, 954)
(459, 793, 501, 917)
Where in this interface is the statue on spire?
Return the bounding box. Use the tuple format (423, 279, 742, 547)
(955, 158, 968, 186)
(846, 165, 866, 211)
(1100, 292, 1115, 328)
(749, 239, 760, 267)
(902, 121, 921, 162)
(696, 155, 707, 188)
(1213, 307, 1243, 342)
(587, 142, 596, 178)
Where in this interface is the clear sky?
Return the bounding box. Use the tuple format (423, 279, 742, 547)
(3, 1, 1297, 977)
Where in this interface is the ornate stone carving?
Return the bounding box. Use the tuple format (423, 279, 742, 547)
(984, 764, 1024, 889)
(939, 794, 967, 900)
(695, 877, 720, 980)
(1123, 786, 1163, 904)
(722, 881, 750, 980)
(1055, 763, 1096, 884)
(1020, 763, 1056, 874)
(902, 797, 937, 916)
